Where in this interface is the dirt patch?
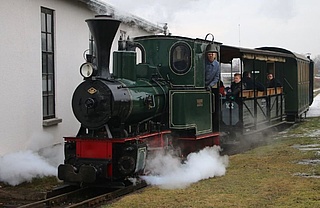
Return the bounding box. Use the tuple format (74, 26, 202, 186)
(0, 177, 62, 206)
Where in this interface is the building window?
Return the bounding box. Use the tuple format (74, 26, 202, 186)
(41, 7, 55, 120)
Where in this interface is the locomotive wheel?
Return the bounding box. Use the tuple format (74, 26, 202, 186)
(118, 156, 135, 175)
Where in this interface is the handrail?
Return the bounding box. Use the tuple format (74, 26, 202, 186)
(240, 87, 283, 98)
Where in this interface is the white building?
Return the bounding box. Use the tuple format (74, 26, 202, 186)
(0, 0, 162, 156)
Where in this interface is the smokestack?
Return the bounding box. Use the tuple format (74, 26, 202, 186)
(86, 15, 121, 78)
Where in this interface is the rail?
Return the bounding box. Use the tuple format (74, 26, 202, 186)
(17, 181, 147, 208)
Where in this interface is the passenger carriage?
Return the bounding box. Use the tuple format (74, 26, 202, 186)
(219, 45, 314, 139)
(258, 47, 314, 121)
(220, 45, 287, 138)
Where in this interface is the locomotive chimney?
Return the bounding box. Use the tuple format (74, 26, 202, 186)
(86, 15, 121, 78)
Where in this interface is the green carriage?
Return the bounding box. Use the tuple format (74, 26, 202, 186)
(258, 47, 314, 121)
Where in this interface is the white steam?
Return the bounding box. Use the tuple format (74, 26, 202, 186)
(0, 150, 57, 186)
(141, 146, 228, 189)
(0, 132, 228, 189)
(0, 133, 63, 186)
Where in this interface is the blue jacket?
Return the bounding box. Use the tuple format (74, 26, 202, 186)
(205, 60, 220, 87)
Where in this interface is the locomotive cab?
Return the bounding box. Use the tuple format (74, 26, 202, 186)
(133, 35, 222, 154)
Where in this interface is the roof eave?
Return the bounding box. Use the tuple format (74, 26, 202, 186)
(78, 0, 163, 34)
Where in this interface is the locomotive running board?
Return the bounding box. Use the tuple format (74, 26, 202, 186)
(177, 132, 220, 140)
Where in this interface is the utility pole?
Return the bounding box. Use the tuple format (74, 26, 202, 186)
(238, 24, 241, 47)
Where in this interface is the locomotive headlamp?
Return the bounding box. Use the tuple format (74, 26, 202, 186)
(80, 63, 94, 78)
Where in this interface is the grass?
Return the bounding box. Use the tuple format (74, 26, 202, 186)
(103, 117, 320, 208)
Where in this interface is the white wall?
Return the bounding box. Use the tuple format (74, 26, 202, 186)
(0, 0, 157, 156)
(0, 0, 93, 155)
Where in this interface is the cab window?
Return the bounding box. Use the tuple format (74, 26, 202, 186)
(171, 43, 191, 74)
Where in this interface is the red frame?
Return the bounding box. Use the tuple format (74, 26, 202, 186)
(64, 131, 172, 178)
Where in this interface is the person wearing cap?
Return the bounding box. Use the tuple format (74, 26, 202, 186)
(266, 73, 282, 88)
(205, 44, 220, 90)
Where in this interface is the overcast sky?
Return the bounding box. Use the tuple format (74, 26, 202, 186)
(104, 0, 319, 58)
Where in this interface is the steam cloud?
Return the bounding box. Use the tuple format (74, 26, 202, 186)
(0, 150, 58, 186)
(0, 132, 228, 189)
(141, 146, 228, 189)
(0, 133, 63, 186)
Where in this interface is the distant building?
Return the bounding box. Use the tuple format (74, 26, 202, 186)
(0, 0, 162, 156)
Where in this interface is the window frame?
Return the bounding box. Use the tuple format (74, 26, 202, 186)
(41, 7, 56, 120)
(170, 42, 192, 75)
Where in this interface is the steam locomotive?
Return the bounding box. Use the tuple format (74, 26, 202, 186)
(58, 16, 220, 185)
(58, 15, 314, 185)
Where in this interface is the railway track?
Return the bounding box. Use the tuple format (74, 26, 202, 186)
(221, 121, 295, 155)
(16, 180, 147, 208)
(2, 123, 295, 208)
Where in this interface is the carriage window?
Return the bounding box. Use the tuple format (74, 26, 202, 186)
(171, 43, 191, 74)
(221, 58, 241, 87)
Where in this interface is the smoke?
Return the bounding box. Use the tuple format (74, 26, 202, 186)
(26, 132, 64, 167)
(141, 146, 228, 189)
(0, 150, 57, 186)
(0, 133, 63, 186)
(87, 0, 165, 35)
(105, 0, 201, 23)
